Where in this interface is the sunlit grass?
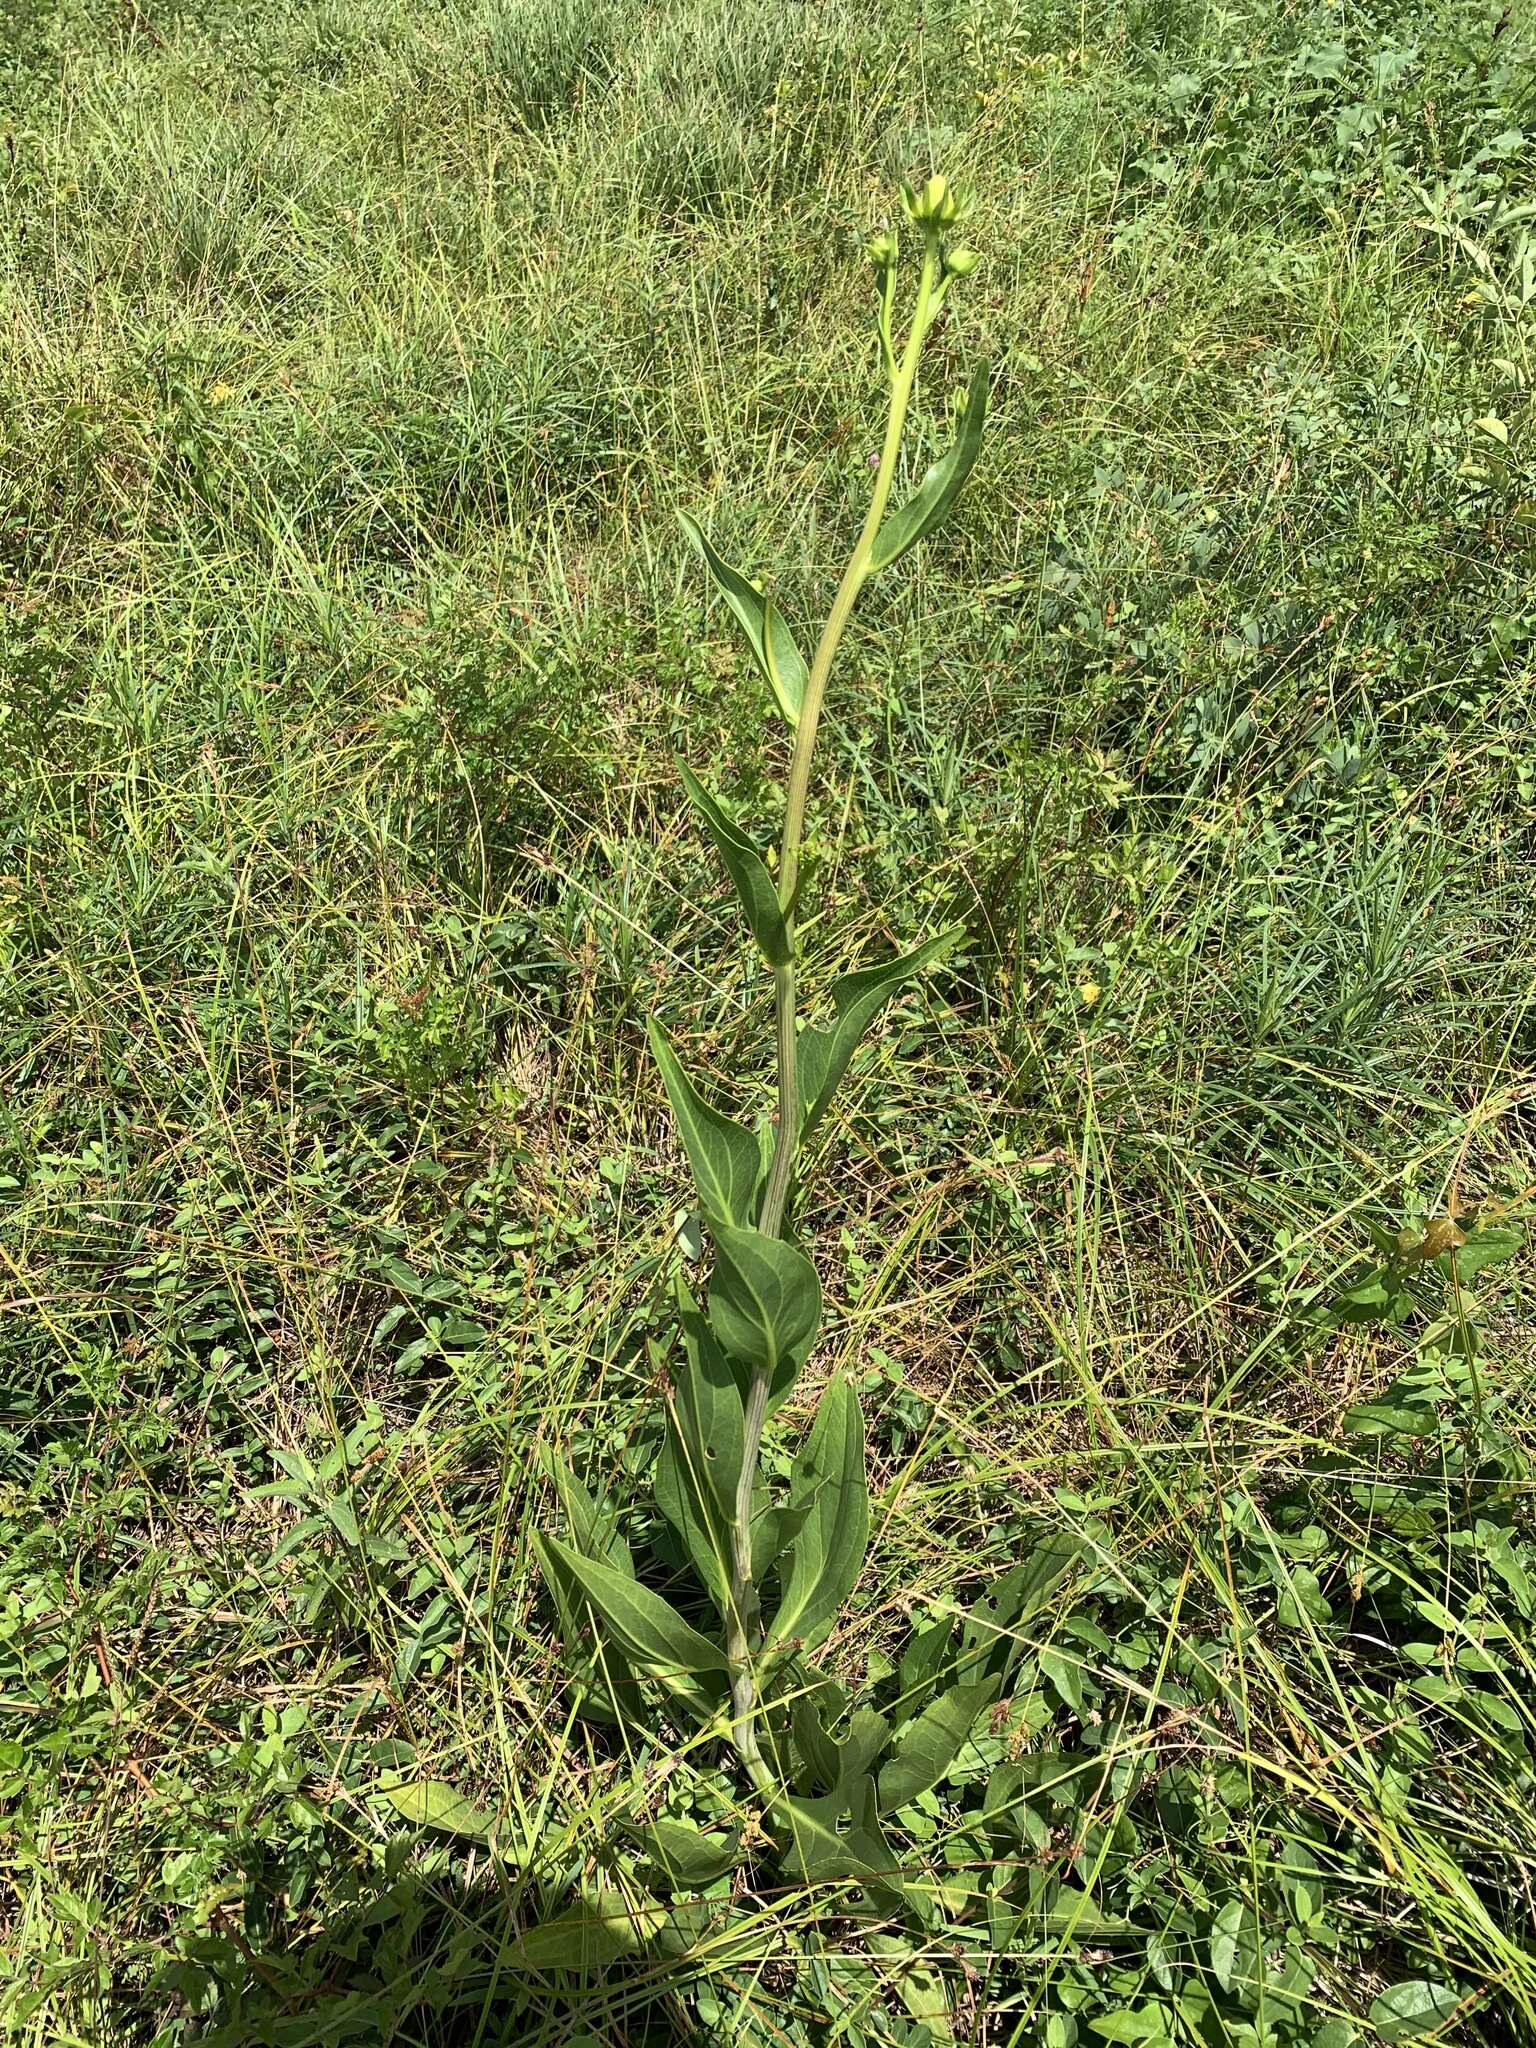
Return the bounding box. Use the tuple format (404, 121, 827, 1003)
(1, 0, 1533, 2040)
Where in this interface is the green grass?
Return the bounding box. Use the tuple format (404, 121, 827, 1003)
(2, 0, 1535, 2041)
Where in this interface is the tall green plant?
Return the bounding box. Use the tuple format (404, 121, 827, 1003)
(537, 177, 1004, 1858)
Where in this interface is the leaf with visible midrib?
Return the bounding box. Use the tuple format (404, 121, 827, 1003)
(1369, 1982, 1461, 2042)
(870, 363, 989, 571)
(798, 927, 963, 1144)
(510, 1884, 659, 1973)
(956, 1533, 1085, 1694)
(535, 1534, 727, 1694)
(544, 1453, 636, 1577)
(678, 512, 806, 728)
(381, 1780, 496, 1840)
(631, 1816, 743, 1889)
(647, 1018, 761, 1226)
(779, 1773, 896, 1883)
(877, 1682, 987, 1813)
(679, 763, 791, 966)
(707, 1222, 821, 1381)
(767, 1378, 869, 1654)
(672, 1284, 746, 1524)
(654, 1287, 747, 1614)
(539, 1458, 642, 1725)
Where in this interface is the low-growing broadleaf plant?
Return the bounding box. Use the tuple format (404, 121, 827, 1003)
(536, 177, 1043, 1880)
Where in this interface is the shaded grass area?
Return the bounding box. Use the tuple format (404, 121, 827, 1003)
(1, 0, 1534, 2040)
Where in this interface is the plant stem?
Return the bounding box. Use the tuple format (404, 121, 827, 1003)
(724, 233, 941, 1795)
(758, 234, 939, 1238)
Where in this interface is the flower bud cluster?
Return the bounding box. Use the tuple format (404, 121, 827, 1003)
(865, 174, 981, 379)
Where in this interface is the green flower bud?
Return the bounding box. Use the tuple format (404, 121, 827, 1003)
(944, 245, 980, 277)
(866, 229, 898, 269)
(901, 173, 971, 228)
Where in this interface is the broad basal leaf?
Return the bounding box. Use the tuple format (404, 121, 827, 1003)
(647, 1018, 761, 1226)
(767, 1378, 869, 1654)
(678, 511, 807, 728)
(957, 1532, 1086, 1694)
(779, 1772, 897, 1884)
(798, 927, 963, 1143)
(833, 1706, 893, 1794)
(707, 1222, 821, 1382)
(654, 1288, 747, 1613)
(381, 1779, 496, 1840)
(679, 762, 791, 966)
(1368, 1982, 1461, 2042)
(792, 1693, 844, 1791)
(539, 1458, 642, 1725)
(535, 1534, 727, 1701)
(511, 1884, 661, 1973)
(869, 363, 989, 572)
(630, 1817, 744, 1890)
(877, 1682, 987, 1814)
(778, 1789, 867, 1883)
(791, 1695, 893, 1800)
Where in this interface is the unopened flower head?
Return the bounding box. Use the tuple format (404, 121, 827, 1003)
(901, 173, 971, 228)
(866, 229, 899, 270)
(943, 245, 980, 277)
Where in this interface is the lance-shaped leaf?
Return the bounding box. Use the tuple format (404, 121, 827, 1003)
(534, 1534, 727, 1707)
(654, 1432, 729, 1610)
(679, 762, 791, 966)
(707, 1222, 821, 1382)
(877, 1681, 987, 1813)
(759, 596, 803, 729)
(630, 1816, 744, 1890)
(544, 1452, 635, 1577)
(751, 1496, 813, 1580)
(869, 362, 989, 572)
(654, 1291, 747, 1613)
(539, 1459, 642, 1725)
(647, 1018, 761, 1226)
(766, 1378, 869, 1654)
(956, 1531, 1086, 1695)
(897, 1612, 958, 1707)
(673, 1284, 746, 1523)
(798, 926, 964, 1143)
(678, 512, 807, 728)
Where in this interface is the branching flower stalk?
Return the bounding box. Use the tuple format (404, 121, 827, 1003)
(537, 176, 995, 1849)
